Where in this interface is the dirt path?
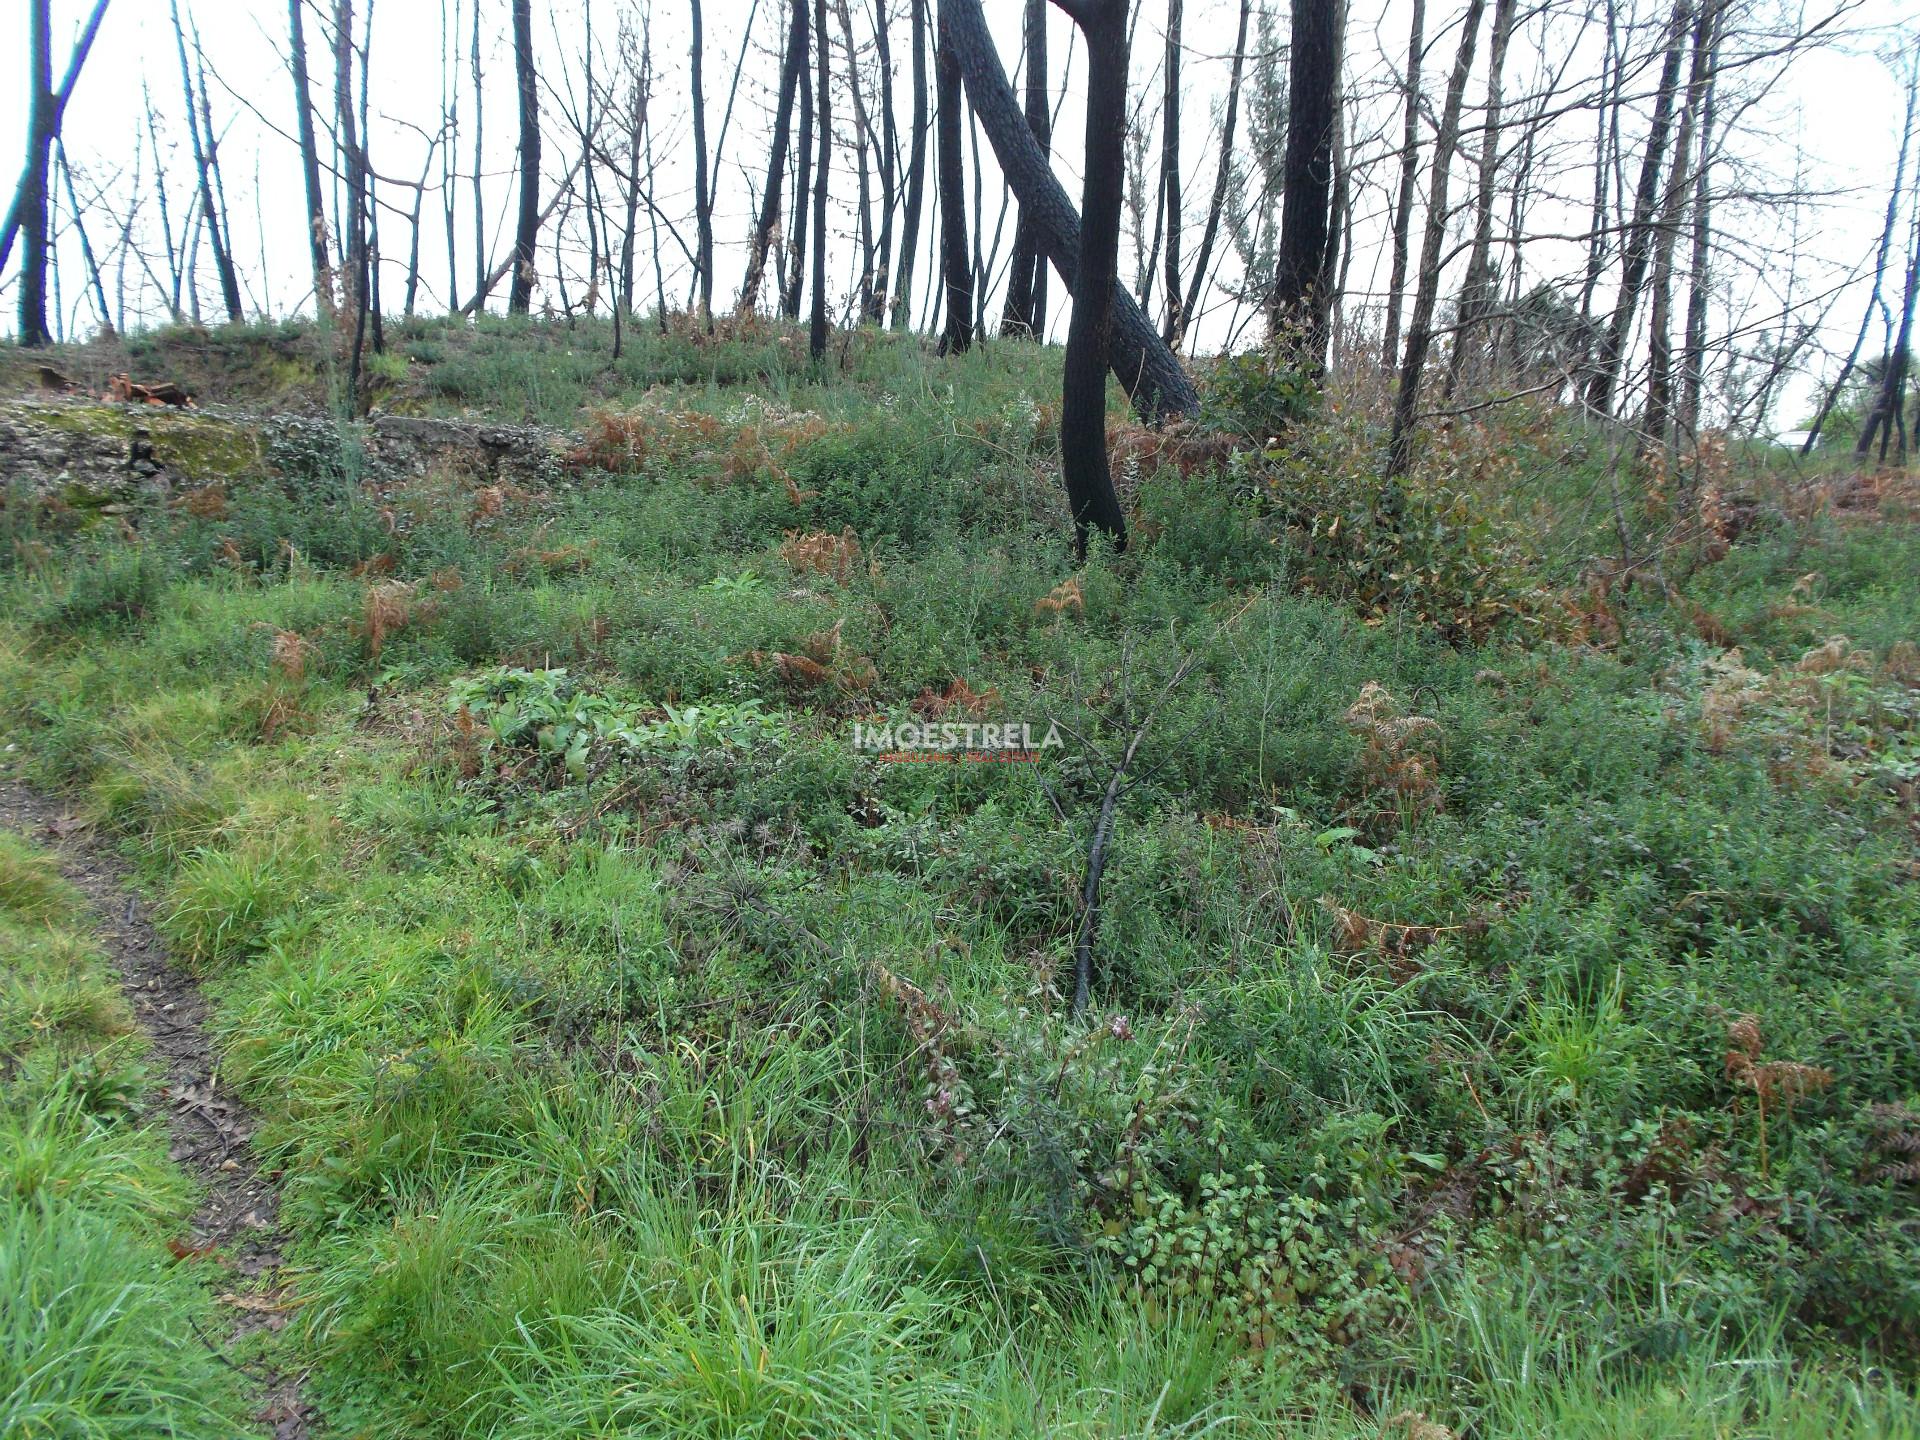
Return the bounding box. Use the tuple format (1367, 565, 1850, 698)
(0, 784, 315, 1439)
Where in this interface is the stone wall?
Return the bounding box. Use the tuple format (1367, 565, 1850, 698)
(0, 398, 566, 512)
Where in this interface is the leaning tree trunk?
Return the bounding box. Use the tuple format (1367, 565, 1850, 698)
(936, 11, 973, 353)
(809, 0, 831, 359)
(1270, 0, 1339, 370)
(941, 0, 1198, 420)
(1642, 0, 1709, 456)
(1053, 0, 1130, 559)
(1386, 0, 1487, 479)
(507, 0, 542, 313)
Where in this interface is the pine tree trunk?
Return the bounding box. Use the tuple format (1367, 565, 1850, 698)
(1270, 0, 1339, 368)
(1446, 0, 1515, 397)
(690, 0, 714, 327)
(1180, 0, 1250, 353)
(17, 0, 54, 346)
(290, 0, 335, 317)
(742, 0, 806, 314)
(1159, 0, 1184, 346)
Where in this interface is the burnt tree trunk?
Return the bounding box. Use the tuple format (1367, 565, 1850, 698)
(16, 0, 55, 346)
(1270, 0, 1339, 369)
(891, 0, 930, 327)
(809, 0, 831, 358)
(742, 0, 807, 313)
(1052, 0, 1129, 556)
(507, 0, 541, 314)
(942, 0, 1197, 420)
(172, 0, 243, 322)
(785, 0, 815, 320)
(999, 0, 1051, 337)
(936, 9, 973, 353)
(1159, 0, 1184, 347)
(1446, 0, 1515, 397)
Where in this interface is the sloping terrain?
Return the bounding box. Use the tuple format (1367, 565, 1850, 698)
(3, 316, 1918, 1437)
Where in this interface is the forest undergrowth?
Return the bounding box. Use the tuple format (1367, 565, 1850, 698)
(3, 313, 1919, 1437)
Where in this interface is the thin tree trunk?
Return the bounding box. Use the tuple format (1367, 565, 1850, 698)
(871, 0, 898, 321)
(892, 0, 930, 327)
(810, 0, 831, 358)
(1445, 0, 1514, 397)
(1386, 0, 1487, 479)
(1584, 0, 1692, 416)
(1159, 0, 1183, 346)
(172, 0, 243, 321)
(471, 0, 485, 302)
(1179, 0, 1249, 353)
(837, 0, 878, 320)
(291, 0, 335, 316)
(1679, 0, 1720, 436)
(56, 141, 109, 333)
(743, 0, 806, 313)
(999, 0, 1051, 336)
(1, 0, 111, 286)
(689, 0, 714, 327)
(786, 0, 815, 320)
(1643, 0, 1709, 455)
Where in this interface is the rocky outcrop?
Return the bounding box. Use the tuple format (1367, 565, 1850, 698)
(0, 398, 566, 510)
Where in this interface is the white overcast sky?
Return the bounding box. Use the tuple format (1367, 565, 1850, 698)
(3, 0, 1915, 428)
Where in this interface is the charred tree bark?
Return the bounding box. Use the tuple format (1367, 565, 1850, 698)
(1051, 0, 1129, 556)
(1584, 0, 1692, 416)
(836, 0, 878, 320)
(892, 0, 930, 327)
(942, 0, 1197, 420)
(742, 0, 806, 313)
(785, 0, 815, 321)
(809, 0, 831, 358)
(471, 0, 485, 303)
(1159, 0, 1184, 347)
(1270, 0, 1339, 369)
(999, 0, 1051, 337)
(1386, 0, 1486, 479)
(936, 10, 973, 353)
(871, 0, 899, 322)
(507, 0, 541, 314)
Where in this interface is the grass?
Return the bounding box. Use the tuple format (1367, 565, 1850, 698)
(0, 832, 246, 1439)
(0, 316, 1916, 1434)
